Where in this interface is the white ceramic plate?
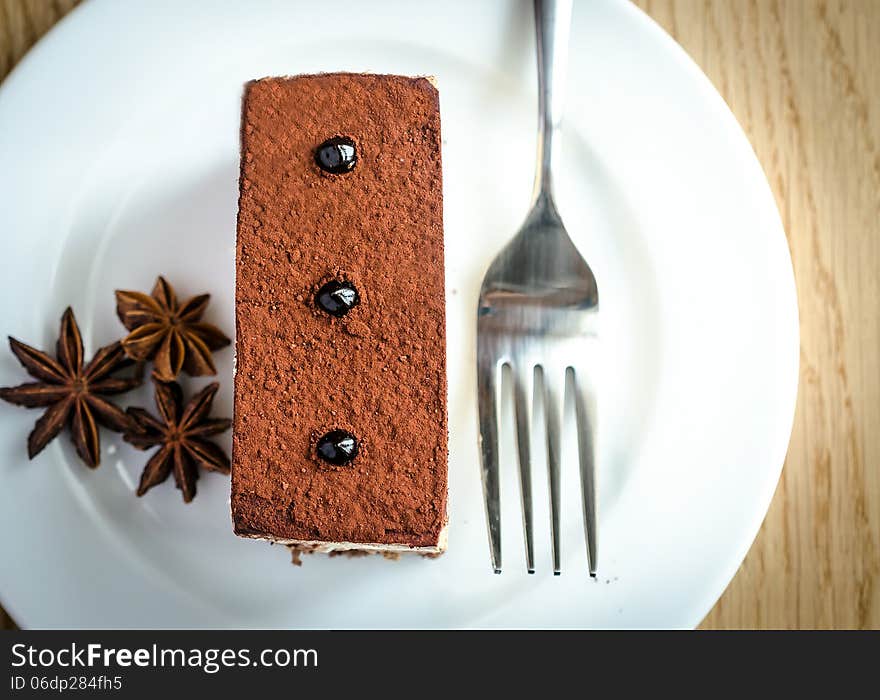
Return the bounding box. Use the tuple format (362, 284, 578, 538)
(0, 0, 798, 629)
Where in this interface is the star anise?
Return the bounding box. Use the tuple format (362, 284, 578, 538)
(124, 377, 231, 502)
(0, 308, 143, 467)
(115, 276, 231, 382)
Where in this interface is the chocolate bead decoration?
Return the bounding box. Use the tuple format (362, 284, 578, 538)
(315, 280, 360, 317)
(315, 136, 357, 174)
(316, 429, 359, 466)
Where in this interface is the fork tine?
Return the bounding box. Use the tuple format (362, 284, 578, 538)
(540, 365, 564, 575)
(477, 352, 502, 573)
(509, 363, 535, 573)
(570, 366, 598, 577)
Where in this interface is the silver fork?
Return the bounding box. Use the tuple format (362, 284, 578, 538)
(477, 0, 598, 576)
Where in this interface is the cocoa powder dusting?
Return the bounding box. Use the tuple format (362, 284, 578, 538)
(232, 74, 448, 549)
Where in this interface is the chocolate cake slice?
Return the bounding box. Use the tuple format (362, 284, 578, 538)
(232, 74, 448, 554)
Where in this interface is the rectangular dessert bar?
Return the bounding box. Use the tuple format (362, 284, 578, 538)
(232, 73, 448, 553)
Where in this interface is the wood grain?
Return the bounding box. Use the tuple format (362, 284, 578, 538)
(634, 0, 880, 629)
(0, 0, 877, 629)
(0, 0, 78, 81)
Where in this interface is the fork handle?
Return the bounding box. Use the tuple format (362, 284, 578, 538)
(533, 0, 572, 203)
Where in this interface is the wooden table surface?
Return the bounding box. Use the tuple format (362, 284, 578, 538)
(1, 0, 877, 630)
